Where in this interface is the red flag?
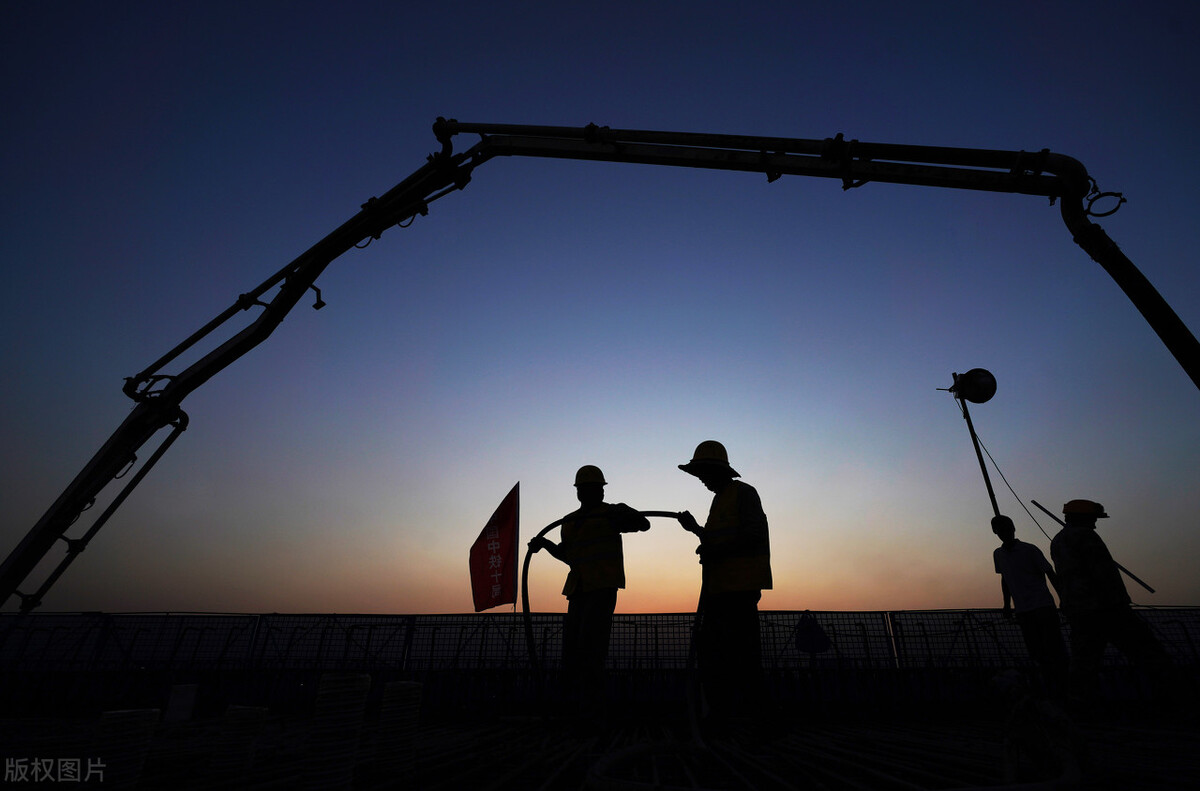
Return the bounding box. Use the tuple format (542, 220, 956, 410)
(469, 483, 519, 612)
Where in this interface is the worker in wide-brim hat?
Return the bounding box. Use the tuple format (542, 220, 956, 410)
(676, 440, 772, 723)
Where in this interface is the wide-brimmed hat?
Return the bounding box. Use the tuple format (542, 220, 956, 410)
(1063, 499, 1109, 518)
(679, 440, 740, 478)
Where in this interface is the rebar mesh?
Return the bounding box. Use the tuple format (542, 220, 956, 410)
(2, 608, 1196, 673)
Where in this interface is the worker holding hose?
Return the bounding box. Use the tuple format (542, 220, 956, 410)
(527, 465, 650, 720)
(677, 440, 772, 725)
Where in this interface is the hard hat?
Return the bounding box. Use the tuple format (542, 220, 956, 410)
(574, 465, 607, 486)
(679, 440, 740, 478)
(1063, 499, 1109, 518)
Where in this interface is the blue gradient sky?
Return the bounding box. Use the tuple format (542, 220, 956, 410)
(2, 1, 1198, 615)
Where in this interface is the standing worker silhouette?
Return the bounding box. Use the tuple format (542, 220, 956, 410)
(528, 465, 650, 720)
(1049, 499, 1170, 708)
(677, 441, 772, 724)
(991, 515, 1069, 697)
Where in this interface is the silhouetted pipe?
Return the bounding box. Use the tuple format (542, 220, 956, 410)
(0, 145, 486, 611)
(520, 511, 680, 673)
(1059, 197, 1200, 391)
(521, 518, 564, 674)
(16, 411, 189, 613)
(440, 120, 1200, 390)
(7, 119, 1198, 613)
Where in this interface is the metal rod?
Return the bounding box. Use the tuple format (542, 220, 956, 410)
(954, 382, 1000, 517)
(1030, 499, 1156, 594)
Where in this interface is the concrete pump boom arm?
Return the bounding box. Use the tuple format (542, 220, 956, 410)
(2, 119, 1196, 612)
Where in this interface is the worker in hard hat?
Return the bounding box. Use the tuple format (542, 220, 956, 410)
(528, 465, 650, 719)
(1049, 499, 1170, 708)
(676, 440, 772, 723)
(991, 515, 1068, 697)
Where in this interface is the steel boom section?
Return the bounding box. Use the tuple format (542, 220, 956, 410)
(3, 120, 1197, 612)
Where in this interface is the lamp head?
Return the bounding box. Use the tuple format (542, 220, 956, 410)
(949, 368, 996, 404)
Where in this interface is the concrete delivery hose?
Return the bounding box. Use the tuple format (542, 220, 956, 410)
(521, 511, 682, 673)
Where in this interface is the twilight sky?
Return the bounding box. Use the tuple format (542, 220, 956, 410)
(2, 1, 1198, 615)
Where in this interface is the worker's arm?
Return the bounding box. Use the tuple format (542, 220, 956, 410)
(1000, 577, 1013, 617)
(677, 511, 702, 537)
(611, 503, 651, 533)
(528, 536, 568, 564)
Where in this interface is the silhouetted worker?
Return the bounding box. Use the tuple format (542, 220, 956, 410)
(1049, 499, 1170, 707)
(528, 465, 650, 718)
(677, 440, 772, 723)
(991, 515, 1069, 697)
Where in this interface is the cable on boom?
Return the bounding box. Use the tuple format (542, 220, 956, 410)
(949, 397, 1053, 543)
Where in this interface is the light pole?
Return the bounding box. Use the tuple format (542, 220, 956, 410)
(948, 368, 1000, 516)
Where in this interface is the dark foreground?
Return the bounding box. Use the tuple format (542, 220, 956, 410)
(3, 701, 1197, 790)
(2, 610, 1197, 788)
